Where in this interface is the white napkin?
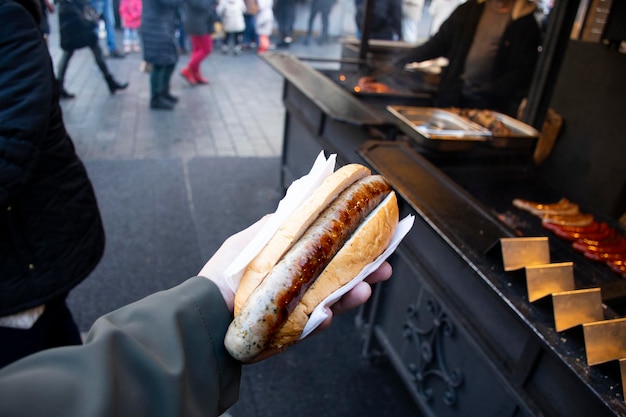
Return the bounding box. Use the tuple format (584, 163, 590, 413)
(223, 151, 336, 292)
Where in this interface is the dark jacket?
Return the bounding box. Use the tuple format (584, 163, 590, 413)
(181, 0, 217, 36)
(141, 0, 183, 65)
(0, 277, 242, 416)
(56, 0, 99, 50)
(395, 0, 541, 115)
(0, 0, 105, 316)
(356, 0, 403, 40)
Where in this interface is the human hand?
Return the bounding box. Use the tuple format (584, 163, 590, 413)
(198, 216, 393, 360)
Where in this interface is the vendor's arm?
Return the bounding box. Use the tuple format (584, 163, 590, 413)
(0, 277, 241, 417)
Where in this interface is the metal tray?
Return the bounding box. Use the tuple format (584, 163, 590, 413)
(387, 106, 491, 151)
(485, 111, 539, 149)
(448, 108, 539, 149)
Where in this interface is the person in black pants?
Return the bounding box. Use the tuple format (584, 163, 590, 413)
(304, 0, 336, 45)
(56, 0, 128, 98)
(141, 0, 184, 109)
(273, 0, 295, 46)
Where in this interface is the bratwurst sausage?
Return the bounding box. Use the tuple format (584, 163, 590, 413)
(225, 175, 392, 361)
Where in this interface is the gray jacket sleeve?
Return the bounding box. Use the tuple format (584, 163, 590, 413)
(0, 277, 241, 417)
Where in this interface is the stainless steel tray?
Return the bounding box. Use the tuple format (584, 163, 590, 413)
(387, 106, 491, 151)
(485, 111, 539, 149)
(387, 106, 490, 139)
(459, 109, 539, 149)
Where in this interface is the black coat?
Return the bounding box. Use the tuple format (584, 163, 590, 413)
(141, 0, 183, 65)
(0, 0, 105, 316)
(56, 0, 98, 51)
(181, 0, 217, 35)
(395, 0, 541, 115)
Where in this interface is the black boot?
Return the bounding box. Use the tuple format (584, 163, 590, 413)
(59, 88, 75, 99)
(163, 91, 179, 103)
(57, 79, 75, 99)
(150, 94, 175, 110)
(105, 75, 129, 94)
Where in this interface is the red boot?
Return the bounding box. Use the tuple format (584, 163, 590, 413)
(180, 67, 197, 85)
(193, 71, 209, 85)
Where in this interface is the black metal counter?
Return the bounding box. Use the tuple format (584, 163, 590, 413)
(261, 52, 626, 417)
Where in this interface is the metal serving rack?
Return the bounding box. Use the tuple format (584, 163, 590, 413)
(500, 237, 626, 400)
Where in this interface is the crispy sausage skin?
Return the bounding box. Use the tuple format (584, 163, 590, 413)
(225, 175, 392, 362)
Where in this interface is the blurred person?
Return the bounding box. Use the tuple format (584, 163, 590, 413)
(242, 0, 258, 48)
(175, 8, 190, 53)
(273, 0, 295, 47)
(255, 0, 273, 53)
(91, 0, 126, 57)
(355, 0, 403, 41)
(141, 0, 183, 110)
(0, 0, 105, 368)
(387, 0, 541, 116)
(119, 0, 142, 53)
(179, 0, 217, 84)
(303, 0, 336, 45)
(0, 213, 393, 415)
(55, 0, 129, 98)
(428, 0, 464, 36)
(401, 0, 424, 43)
(217, 0, 246, 55)
(39, 0, 54, 44)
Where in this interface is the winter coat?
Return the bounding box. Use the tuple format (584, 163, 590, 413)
(120, 0, 142, 29)
(0, 0, 105, 316)
(181, 0, 217, 35)
(402, 0, 423, 21)
(355, 0, 402, 40)
(140, 0, 183, 65)
(216, 0, 246, 33)
(56, 0, 99, 50)
(0, 278, 242, 416)
(254, 0, 273, 36)
(394, 0, 541, 115)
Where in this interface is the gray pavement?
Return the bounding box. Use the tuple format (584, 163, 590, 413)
(44, 4, 424, 417)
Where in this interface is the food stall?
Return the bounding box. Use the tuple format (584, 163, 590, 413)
(261, 0, 626, 415)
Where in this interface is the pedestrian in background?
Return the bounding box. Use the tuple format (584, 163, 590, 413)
(273, 0, 295, 47)
(255, 0, 273, 52)
(141, 0, 183, 110)
(355, 0, 403, 41)
(39, 0, 55, 44)
(242, 0, 258, 49)
(56, 0, 129, 98)
(91, 0, 126, 57)
(401, 0, 424, 43)
(303, 0, 336, 45)
(217, 0, 246, 55)
(428, 0, 464, 36)
(1, 0, 106, 368)
(119, 0, 142, 53)
(179, 0, 217, 84)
